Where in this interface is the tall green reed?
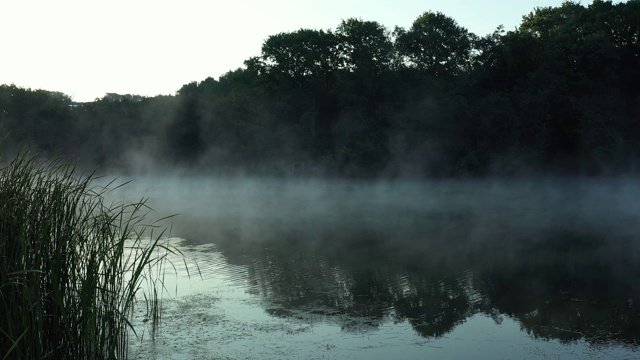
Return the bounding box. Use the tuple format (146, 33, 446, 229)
(0, 153, 181, 359)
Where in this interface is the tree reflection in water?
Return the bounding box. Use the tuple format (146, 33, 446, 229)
(132, 177, 640, 352)
(210, 225, 640, 347)
(476, 231, 640, 345)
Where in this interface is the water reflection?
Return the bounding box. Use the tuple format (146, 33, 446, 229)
(475, 231, 640, 346)
(196, 223, 640, 348)
(111, 177, 640, 353)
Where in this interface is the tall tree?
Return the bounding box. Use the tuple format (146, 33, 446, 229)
(334, 18, 394, 76)
(166, 94, 204, 164)
(395, 11, 475, 77)
(250, 29, 339, 90)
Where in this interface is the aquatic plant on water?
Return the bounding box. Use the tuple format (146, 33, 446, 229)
(0, 153, 182, 359)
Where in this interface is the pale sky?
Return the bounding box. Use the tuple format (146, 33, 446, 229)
(0, 0, 618, 102)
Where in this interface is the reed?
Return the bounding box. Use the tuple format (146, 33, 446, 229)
(0, 153, 178, 359)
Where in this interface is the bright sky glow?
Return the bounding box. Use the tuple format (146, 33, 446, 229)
(0, 0, 623, 102)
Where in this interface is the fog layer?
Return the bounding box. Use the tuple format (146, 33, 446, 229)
(106, 176, 640, 262)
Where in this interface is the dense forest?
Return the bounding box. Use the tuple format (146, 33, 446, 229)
(1, 0, 639, 177)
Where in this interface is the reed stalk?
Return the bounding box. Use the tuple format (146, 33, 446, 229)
(0, 153, 178, 359)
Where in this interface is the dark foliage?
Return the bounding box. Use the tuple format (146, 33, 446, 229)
(2, 0, 639, 177)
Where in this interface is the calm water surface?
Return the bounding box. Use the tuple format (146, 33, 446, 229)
(108, 177, 640, 359)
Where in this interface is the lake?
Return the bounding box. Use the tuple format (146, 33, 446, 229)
(106, 176, 640, 359)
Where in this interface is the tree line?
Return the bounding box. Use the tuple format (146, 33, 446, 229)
(1, 0, 639, 177)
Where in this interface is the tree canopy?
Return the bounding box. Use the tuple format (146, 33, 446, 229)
(2, 0, 639, 177)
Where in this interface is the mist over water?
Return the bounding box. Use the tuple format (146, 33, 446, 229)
(112, 175, 640, 250)
(105, 175, 640, 359)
